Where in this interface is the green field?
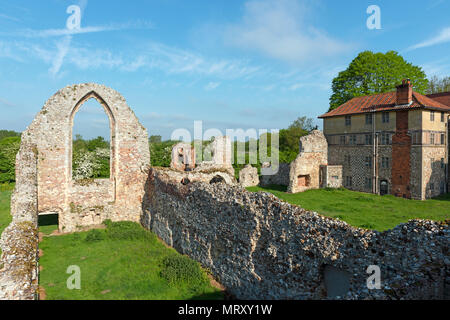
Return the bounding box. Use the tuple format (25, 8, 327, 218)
(247, 185, 450, 231)
(0, 187, 223, 300)
(0, 184, 13, 256)
(39, 221, 223, 300)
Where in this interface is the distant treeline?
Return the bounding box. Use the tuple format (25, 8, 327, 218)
(0, 116, 316, 183)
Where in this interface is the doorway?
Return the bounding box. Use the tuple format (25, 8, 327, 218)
(380, 180, 388, 195)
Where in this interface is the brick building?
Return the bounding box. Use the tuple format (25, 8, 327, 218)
(319, 80, 450, 200)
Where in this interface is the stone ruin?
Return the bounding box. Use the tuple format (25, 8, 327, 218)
(1, 84, 448, 300)
(0, 83, 150, 299)
(259, 130, 342, 193)
(167, 136, 236, 185)
(288, 130, 330, 193)
(170, 142, 195, 171)
(239, 164, 259, 187)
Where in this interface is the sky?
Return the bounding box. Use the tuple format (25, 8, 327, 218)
(0, 0, 449, 140)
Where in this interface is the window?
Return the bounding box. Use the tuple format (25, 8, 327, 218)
(349, 135, 357, 145)
(365, 114, 373, 125)
(345, 176, 353, 187)
(381, 157, 390, 168)
(381, 132, 391, 145)
(441, 112, 445, 122)
(441, 158, 445, 169)
(344, 155, 351, 166)
(365, 177, 372, 189)
(382, 112, 389, 123)
(430, 133, 435, 145)
(340, 135, 346, 145)
(430, 111, 435, 122)
(365, 134, 372, 145)
(441, 133, 445, 145)
(345, 116, 351, 126)
(72, 97, 111, 180)
(365, 156, 372, 168)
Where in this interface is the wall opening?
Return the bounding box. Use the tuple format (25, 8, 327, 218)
(38, 213, 59, 234)
(210, 175, 225, 184)
(71, 94, 114, 181)
(297, 175, 311, 187)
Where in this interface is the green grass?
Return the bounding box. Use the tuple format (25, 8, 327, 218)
(39, 220, 223, 300)
(247, 185, 450, 231)
(0, 186, 222, 300)
(0, 184, 14, 256)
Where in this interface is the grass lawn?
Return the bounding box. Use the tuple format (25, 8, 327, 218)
(0, 187, 222, 300)
(0, 184, 14, 256)
(39, 220, 224, 300)
(247, 185, 450, 231)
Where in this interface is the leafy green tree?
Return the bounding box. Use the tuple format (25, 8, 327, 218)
(0, 130, 20, 141)
(0, 136, 21, 183)
(427, 75, 450, 94)
(329, 51, 428, 111)
(149, 135, 162, 144)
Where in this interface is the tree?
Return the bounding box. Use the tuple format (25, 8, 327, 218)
(427, 75, 450, 94)
(329, 51, 428, 111)
(149, 135, 162, 144)
(0, 136, 21, 183)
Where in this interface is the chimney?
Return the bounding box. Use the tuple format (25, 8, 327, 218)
(396, 79, 412, 105)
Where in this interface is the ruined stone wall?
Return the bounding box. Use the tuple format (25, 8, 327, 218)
(260, 163, 290, 187)
(288, 130, 328, 193)
(14, 83, 150, 232)
(0, 143, 39, 300)
(143, 168, 449, 299)
(1, 84, 150, 300)
(239, 165, 259, 187)
(320, 165, 343, 188)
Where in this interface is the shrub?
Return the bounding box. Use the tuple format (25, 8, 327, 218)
(160, 255, 208, 288)
(85, 229, 105, 242)
(104, 220, 153, 241)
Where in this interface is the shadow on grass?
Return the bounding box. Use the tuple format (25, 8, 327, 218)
(258, 184, 288, 192)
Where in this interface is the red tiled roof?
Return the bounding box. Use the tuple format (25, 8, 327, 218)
(427, 91, 450, 107)
(319, 90, 450, 118)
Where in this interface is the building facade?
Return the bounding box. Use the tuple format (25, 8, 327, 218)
(319, 80, 450, 200)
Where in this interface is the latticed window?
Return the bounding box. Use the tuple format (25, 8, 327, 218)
(381, 157, 390, 168)
(441, 133, 445, 145)
(365, 156, 372, 168)
(365, 114, 373, 125)
(365, 134, 372, 145)
(349, 135, 357, 145)
(340, 135, 346, 145)
(382, 112, 389, 123)
(430, 111, 435, 122)
(441, 112, 445, 122)
(365, 177, 372, 189)
(345, 116, 351, 126)
(430, 133, 435, 145)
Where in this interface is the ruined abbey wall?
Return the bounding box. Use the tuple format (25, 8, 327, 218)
(14, 83, 150, 232)
(143, 168, 448, 299)
(1, 84, 150, 299)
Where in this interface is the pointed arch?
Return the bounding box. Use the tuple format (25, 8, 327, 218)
(68, 91, 117, 181)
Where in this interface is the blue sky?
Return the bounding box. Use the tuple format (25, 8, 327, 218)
(0, 0, 449, 140)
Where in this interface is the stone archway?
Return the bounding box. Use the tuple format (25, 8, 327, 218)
(10, 83, 150, 232)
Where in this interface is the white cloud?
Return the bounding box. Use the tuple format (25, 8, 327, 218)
(0, 13, 20, 22)
(407, 27, 450, 51)
(225, 0, 350, 64)
(205, 82, 220, 90)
